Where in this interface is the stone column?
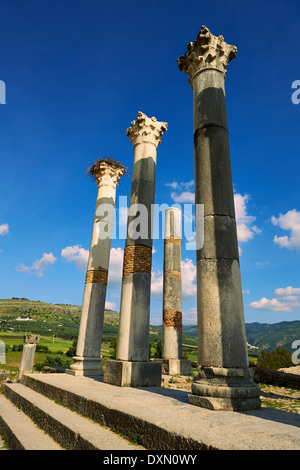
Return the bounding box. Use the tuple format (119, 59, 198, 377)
(104, 111, 167, 387)
(177, 26, 261, 410)
(162, 208, 191, 376)
(18, 334, 40, 381)
(68, 159, 125, 377)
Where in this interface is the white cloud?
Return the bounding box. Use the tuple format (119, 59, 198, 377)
(61, 245, 89, 271)
(16, 252, 57, 278)
(105, 301, 116, 310)
(249, 297, 292, 312)
(171, 191, 194, 203)
(166, 181, 195, 203)
(151, 257, 197, 301)
(108, 247, 124, 286)
(151, 269, 164, 299)
(166, 184, 260, 251)
(242, 289, 251, 294)
(249, 286, 300, 312)
(274, 286, 300, 296)
(234, 193, 261, 244)
(0, 223, 9, 235)
(271, 209, 300, 250)
(181, 258, 197, 298)
(182, 306, 197, 325)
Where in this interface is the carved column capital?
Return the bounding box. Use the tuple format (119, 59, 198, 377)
(87, 159, 126, 188)
(177, 25, 237, 86)
(126, 111, 168, 148)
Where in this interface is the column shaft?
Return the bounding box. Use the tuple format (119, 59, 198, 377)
(162, 208, 191, 376)
(69, 160, 125, 377)
(104, 112, 167, 387)
(178, 26, 261, 410)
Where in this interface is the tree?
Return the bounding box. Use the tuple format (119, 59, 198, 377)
(109, 338, 117, 359)
(257, 348, 294, 370)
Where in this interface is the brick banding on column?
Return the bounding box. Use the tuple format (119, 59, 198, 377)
(85, 268, 108, 286)
(163, 309, 182, 335)
(122, 244, 152, 279)
(164, 237, 181, 245)
(165, 270, 182, 279)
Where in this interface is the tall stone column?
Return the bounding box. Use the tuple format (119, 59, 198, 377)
(177, 26, 261, 410)
(68, 159, 125, 377)
(162, 208, 191, 376)
(104, 111, 167, 387)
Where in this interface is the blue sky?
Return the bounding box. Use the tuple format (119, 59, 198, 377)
(0, 0, 300, 326)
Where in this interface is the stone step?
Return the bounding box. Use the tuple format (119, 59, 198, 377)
(20, 372, 300, 450)
(3, 382, 145, 451)
(0, 393, 63, 450)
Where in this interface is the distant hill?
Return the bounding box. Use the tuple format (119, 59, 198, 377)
(0, 298, 174, 344)
(182, 322, 300, 352)
(1, 298, 299, 352)
(245, 321, 300, 352)
(0, 298, 117, 340)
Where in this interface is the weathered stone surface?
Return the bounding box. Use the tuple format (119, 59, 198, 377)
(162, 359, 192, 376)
(177, 25, 237, 86)
(111, 111, 167, 383)
(196, 258, 248, 368)
(18, 343, 37, 381)
(2, 382, 143, 450)
(116, 273, 151, 362)
(104, 360, 162, 387)
(19, 374, 300, 450)
(70, 161, 125, 377)
(162, 208, 190, 374)
(194, 126, 235, 217)
(178, 27, 259, 409)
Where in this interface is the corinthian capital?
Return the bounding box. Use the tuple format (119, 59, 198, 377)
(177, 26, 237, 86)
(86, 158, 126, 188)
(126, 111, 168, 148)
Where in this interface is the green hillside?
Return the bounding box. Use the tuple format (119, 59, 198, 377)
(182, 322, 300, 352)
(0, 298, 299, 352)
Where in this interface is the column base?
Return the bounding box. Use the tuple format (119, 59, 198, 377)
(66, 356, 103, 377)
(162, 359, 191, 376)
(104, 360, 162, 387)
(189, 366, 261, 411)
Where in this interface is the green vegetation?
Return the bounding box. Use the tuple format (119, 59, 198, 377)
(246, 321, 300, 352)
(1, 298, 299, 377)
(256, 347, 294, 370)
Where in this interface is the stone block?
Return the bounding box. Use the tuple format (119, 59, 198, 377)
(162, 359, 191, 376)
(104, 360, 162, 387)
(197, 215, 239, 260)
(194, 125, 235, 217)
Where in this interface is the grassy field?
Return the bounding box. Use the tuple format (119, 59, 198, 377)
(0, 331, 74, 375)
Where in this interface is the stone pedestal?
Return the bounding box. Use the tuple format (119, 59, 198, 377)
(162, 359, 191, 376)
(104, 112, 167, 387)
(104, 360, 162, 387)
(177, 26, 261, 410)
(68, 159, 125, 377)
(162, 208, 191, 376)
(18, 335, 40, 381)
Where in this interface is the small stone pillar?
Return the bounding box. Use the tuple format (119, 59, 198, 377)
(18, 334, 40, 381)
(68, 158, 125, 377)
(177, 26, 261, 410)
(104, 111, 167, 387)
(162, 208, 191, 376)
